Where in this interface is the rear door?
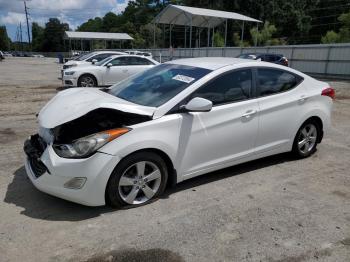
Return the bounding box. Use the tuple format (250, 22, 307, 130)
(125, 57, 156, 77)
(255, 67, 306, 153)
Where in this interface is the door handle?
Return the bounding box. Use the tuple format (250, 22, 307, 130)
(299, 95, 308, 103)
(241, 110, 257, 119)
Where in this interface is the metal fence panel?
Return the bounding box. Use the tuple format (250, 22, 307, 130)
(137, 43, 350, 78)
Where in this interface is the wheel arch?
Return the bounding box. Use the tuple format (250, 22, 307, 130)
(298, 116, 324, 143)
(104, 147, 177, 205)
(78, 73, 99, 86)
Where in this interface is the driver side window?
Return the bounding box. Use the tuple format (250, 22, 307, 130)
(190, 69, 252, 106)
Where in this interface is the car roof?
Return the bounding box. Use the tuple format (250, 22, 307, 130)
(166, 57, 256, 70)
(104, 54, 155, 60)
(240, 53, 283, 56)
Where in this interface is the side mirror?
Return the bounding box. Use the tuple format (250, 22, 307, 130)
(181, 97, 212, 112)
(91, 59, 98, 64)
(106, 63, 112, 68)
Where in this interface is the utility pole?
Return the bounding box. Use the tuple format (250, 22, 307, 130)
(24, 1, 31, 45)
(19, 22, 23, 51)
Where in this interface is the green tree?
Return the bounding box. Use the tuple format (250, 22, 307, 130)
(77, 17, 103, 32)
(250, 21, 279, 46)
(0, 26, 11, 50)
(31, 22, 44, 51)
(321, 11, 350, 43)
(213, 32, 224, 47)
(42, 18, 69, 52)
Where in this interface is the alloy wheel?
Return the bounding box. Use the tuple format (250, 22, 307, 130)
(118, 161, 162, 205)
(298, 123, 317, 154)
(80, 76, 95, 87)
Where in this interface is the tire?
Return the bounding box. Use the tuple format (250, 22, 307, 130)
(77, 74, 97, 87)
(106, 151, 168, 208)
(292, 120, 320, 158)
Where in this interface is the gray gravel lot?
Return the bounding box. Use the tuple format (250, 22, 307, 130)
(0, 57, 349, 262)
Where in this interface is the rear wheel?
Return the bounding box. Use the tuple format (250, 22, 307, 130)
(106, 152, 168, 208)
(292, 120, 320, 158)
(77, 74, 97, 87)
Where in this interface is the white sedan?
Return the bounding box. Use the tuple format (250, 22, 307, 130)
(24, 57, 334, 207)
(63, 55, 159, 87)
(62, 51, 126, 70)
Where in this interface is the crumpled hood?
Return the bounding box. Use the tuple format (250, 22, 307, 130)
(38, 88, 155, 128)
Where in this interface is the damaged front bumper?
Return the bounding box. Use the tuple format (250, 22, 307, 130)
(24, 134, 121, 206)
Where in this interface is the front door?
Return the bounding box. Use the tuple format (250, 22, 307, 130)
(177, 68, 259, 178)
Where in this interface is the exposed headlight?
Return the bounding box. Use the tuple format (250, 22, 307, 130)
(53, 128, 131, 158)
(64, 71, 76, 75)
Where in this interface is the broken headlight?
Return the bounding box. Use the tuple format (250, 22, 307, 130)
(53, 128, 130, 158)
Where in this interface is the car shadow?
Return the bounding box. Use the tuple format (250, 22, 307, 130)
(4, 166, 115, 221)
(4, 153, 296, 222)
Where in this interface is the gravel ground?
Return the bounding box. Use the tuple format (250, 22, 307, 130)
(0, 57, 349, 262)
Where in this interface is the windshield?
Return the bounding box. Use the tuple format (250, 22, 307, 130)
(76, 52, 95, 61)
(238, 54, 257, 60)
(108, 64, 211, 107)
(95, 57, 113, 66)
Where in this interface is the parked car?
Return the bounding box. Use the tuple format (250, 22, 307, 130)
(237, 53, 289, 66)
(24, 57, 334, 207)
(125, 50, 153, 58)
(3, 51, 12, 57)
(62, 51, 127, 70)
(32, 54, 44, 58)
(0, 51, 4, 61)
(63, 55, 159, 87)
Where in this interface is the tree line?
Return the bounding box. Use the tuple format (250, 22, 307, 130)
(0, 0, 349, 52)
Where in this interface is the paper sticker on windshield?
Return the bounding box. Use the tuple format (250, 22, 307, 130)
(172, 74, 195, 84)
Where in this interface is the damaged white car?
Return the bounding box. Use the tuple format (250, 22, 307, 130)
(24, 58, 334, 207)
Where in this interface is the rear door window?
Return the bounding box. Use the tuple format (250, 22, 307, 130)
(257, 68, 302, 96)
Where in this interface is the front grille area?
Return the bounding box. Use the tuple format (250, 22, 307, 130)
(24, 134, 48, 178)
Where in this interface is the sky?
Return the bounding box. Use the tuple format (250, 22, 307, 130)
(0, 0, 131, 42)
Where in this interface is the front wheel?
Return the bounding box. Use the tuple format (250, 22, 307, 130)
(106, 152, 168, 208)
(292, 120, 320, 158)
(77, 74, 97, 87)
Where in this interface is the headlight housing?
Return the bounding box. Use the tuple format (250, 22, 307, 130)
(53, 128, 131, 158)
(63, 64, 77, 69)
(64, 71, 76, 75)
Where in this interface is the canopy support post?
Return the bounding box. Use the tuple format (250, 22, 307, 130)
(169, 24, 172, 47)
(207, 26, 210, 47)
(212, 27, 215, 47)
(241, 21, 245, 46)
(199, 29, 201, 47)
(255, 23, 259, 47)
(224, 19, 228, 47)
(153, 22, 156, 48)
(189, 16, 192, 48)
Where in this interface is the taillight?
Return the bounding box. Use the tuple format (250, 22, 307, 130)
(321, 87, 335, 100)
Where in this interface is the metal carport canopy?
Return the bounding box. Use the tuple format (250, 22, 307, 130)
(64, 31, 133, 41)
(153, 5, 262, 48)
(154, 4, 261, 28)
